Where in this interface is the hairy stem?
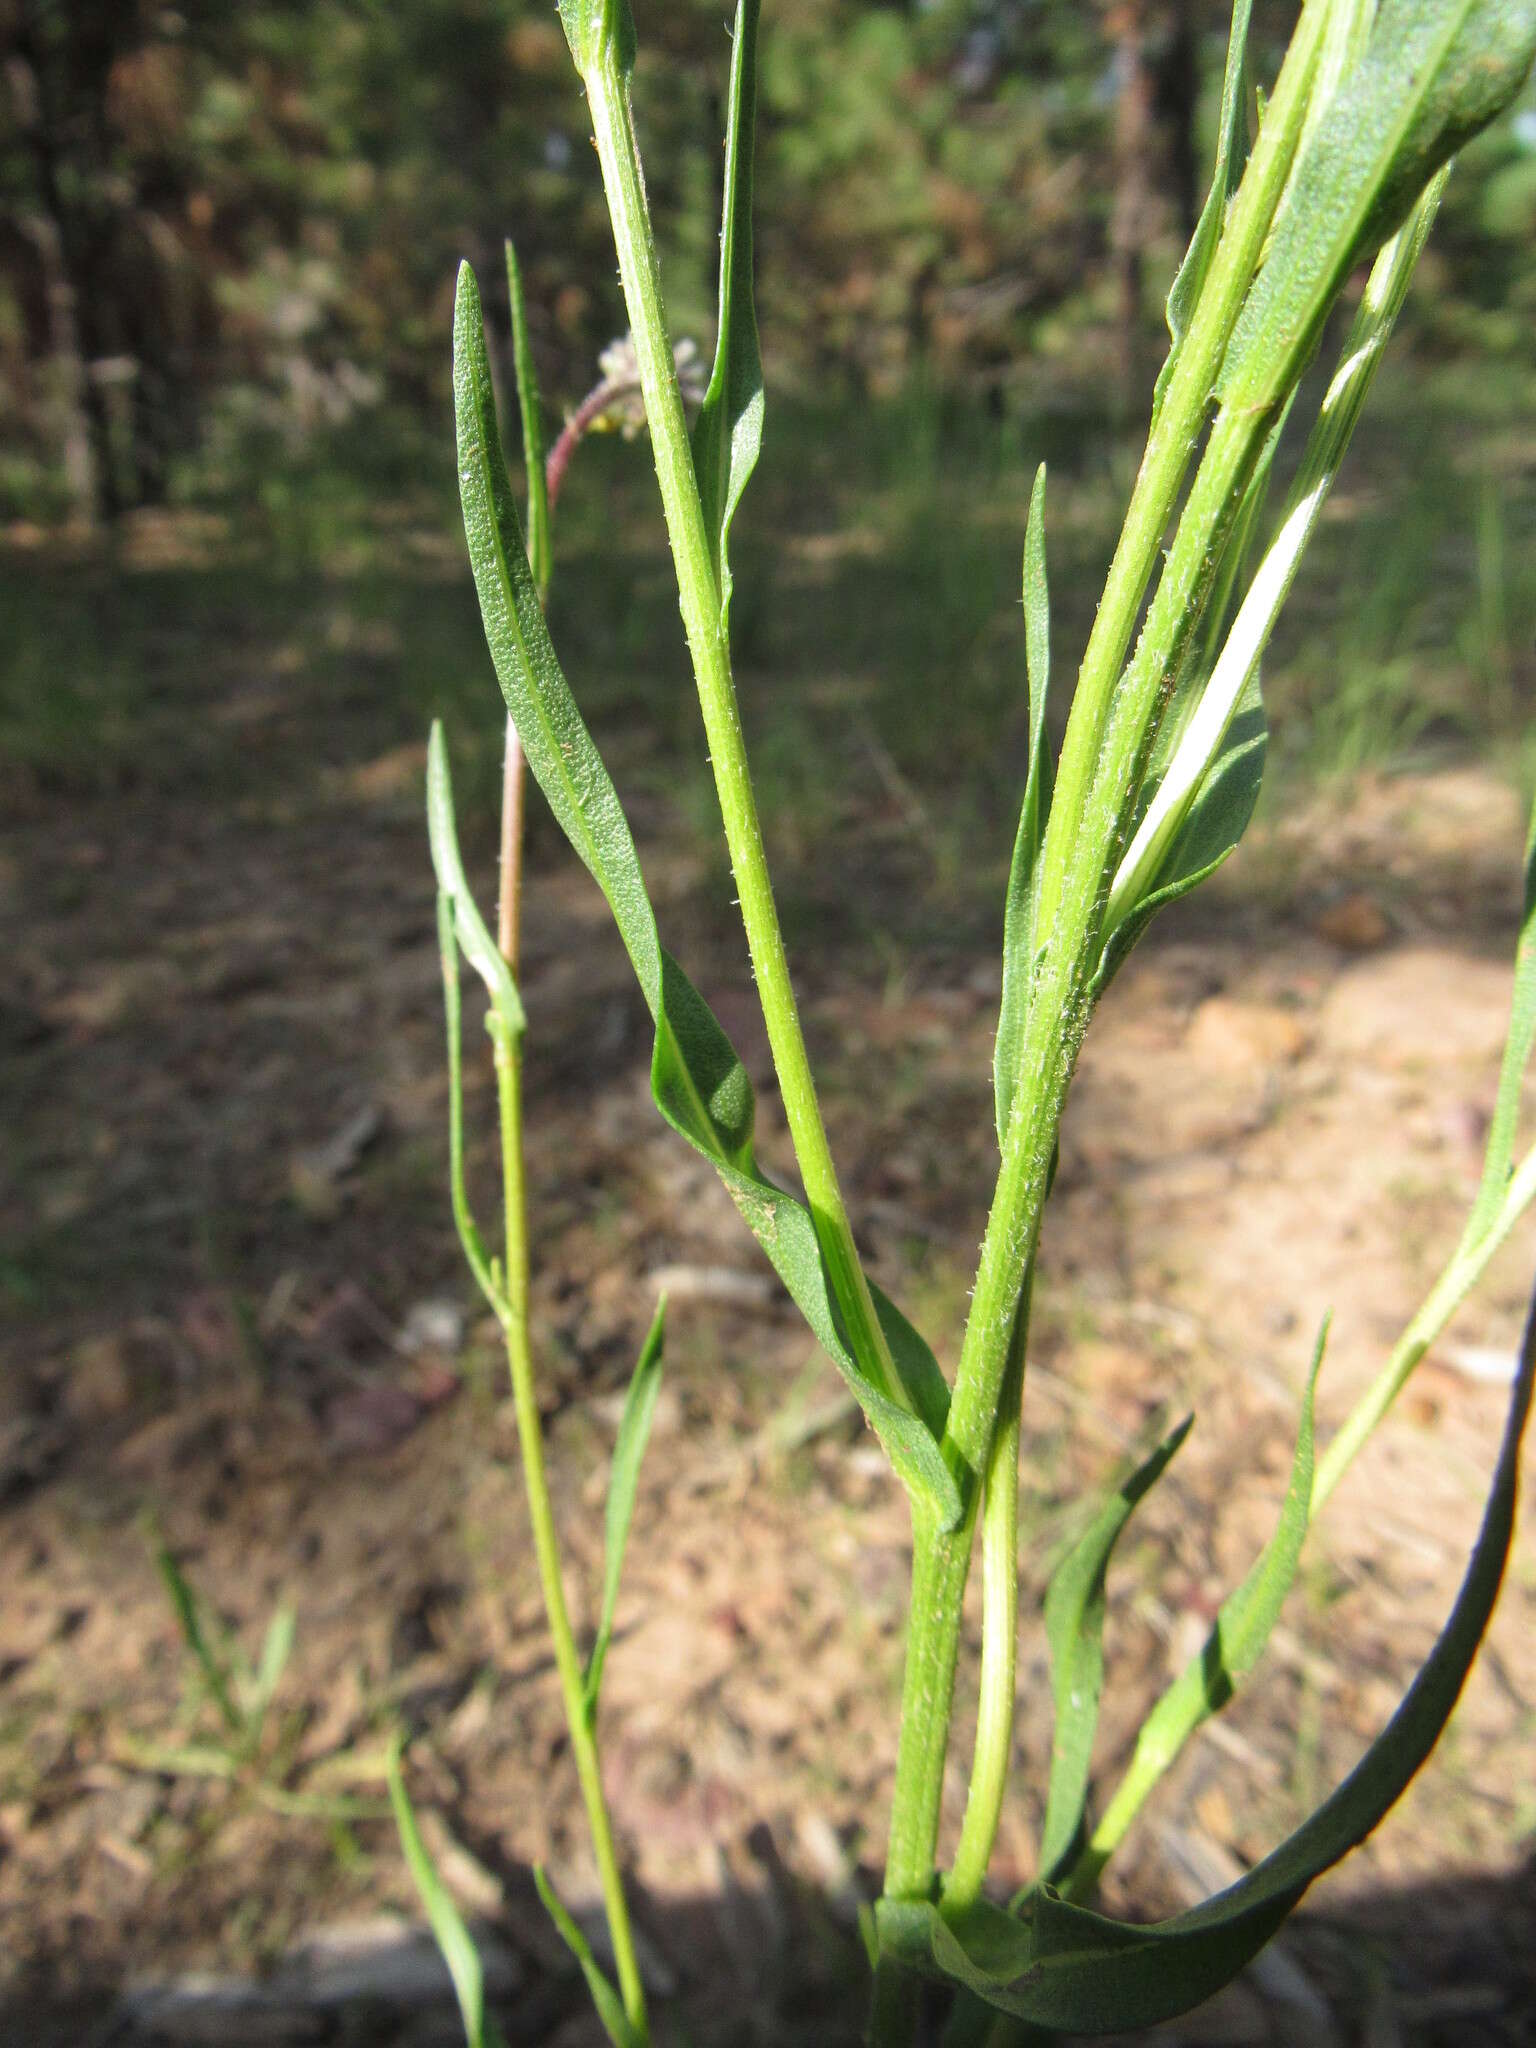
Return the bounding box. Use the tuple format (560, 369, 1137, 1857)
(583, 44, 905, 1414)
(879, 7, 1330, 1925)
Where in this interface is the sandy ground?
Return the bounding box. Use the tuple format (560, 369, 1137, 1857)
(2, 721, 1533, 2044)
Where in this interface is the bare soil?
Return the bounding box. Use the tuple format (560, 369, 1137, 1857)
(2, 683, 1533, 2046)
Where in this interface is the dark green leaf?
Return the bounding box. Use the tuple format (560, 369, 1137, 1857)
(388, 1741, 509, 2048)
(876, 1283, 1533, 2029)
(1037, 1415, 1193, 1883)
(692, 0, 763, 636)
(533, 1865, 639, 2048)
(150, 1533, 242, 1737)
(505, 237, 550, 601)
(584, 1299, 666, 1718)
(454, 263, 956, 1529)
(1152, 0, 1253, 425)
(994, 465, 1054, 1148)
(1221, 0, 1536, 414)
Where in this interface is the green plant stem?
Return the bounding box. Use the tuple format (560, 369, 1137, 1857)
(582, 45, 906, 1418)
(880, 11, 1331, 1926)
(492, 1013, 649, 2042)
(944, 1295, 1029, 1909)
(1315, 1143, 1536, 1511)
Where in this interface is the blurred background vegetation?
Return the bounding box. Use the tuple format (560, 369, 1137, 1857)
(2, 0, 1534, 817)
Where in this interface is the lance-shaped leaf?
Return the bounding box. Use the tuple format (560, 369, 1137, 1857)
(505, 237, 550, 602)
(877, 1293, 1534, 2027)
(994, 466, 1055, 1149)
(1037, 1415, 1193, 1884)
(454, 262, 956, 1530)
(692, 0, 763, 636)
(584, 1298, 666, 1719)
(1151, 0, 1254, 427)
(1221, 0, 1536, 416)
(388, 1741, 510, 2048)
(534, 1866, 639, 2048)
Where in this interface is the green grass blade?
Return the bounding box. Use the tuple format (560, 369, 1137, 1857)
(150, 1533, 243, 1738)
(1152, 0, 1253, 425)
(387, 1739, 508, 2048)
(877, 1282, 1532, 2029)
(244, 1602, 296, 1743)
(584, 1298, 666, 1718)
(534, 1864, 640, 2048)
(1463, 789, 1536, 1247)
(426, 721, 523, 1037)
(1221, 0, 1536, 417)
(505, 237, 551, 603)
(994, 465, 1055, 1148)
(1037, 1415, 1192, 1883)
(454, 261, 957, 1529)
(691, 0, 763, 636)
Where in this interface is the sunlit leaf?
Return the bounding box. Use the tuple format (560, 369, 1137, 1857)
(243, 1602, 297, 1742)
(994, 465, 1054, 1148)
(1463, 789, 1536, 1246)
(1152, 0, 1254, 425)
(454, 262, 956, 1529)
(556, 0, 635, 78)
(692, 0, 763, 635)
(534, 1865, 639, 2048)
(1037, 1415, 1192, 1883)
(584, 1298, 665, 1718)
(1221, 0, 1536, 415)
(426, 720, 523, 1036)
(387, 1740, 509, 2048)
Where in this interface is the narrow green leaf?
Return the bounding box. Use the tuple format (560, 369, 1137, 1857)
(1092, 664, 1267, 1001)
(244, 1603, 297, 1741)
(434, 884, 501, 1315)
(584, 1299, 666, 1718)
(387, 1740, 508, 2048)
(1037, 1415, 1193, 1883)
(994, 465, 1054, 1149)
(533, 1865, 639, 2048)
(692, 0, 763, 635)
(505, 237, 550, 602)
(1463, 788, 1536, 1247)
(877, 1281, 1533, 2029)
(1221, 0, 1536, 415)
(454, 263, 957, 1529)
(151, 1534, 242, 1738)
(1152, 0, 1254, 425)
(426, 721, 523, 1036)
(1104, 1324, 1327, 1824)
